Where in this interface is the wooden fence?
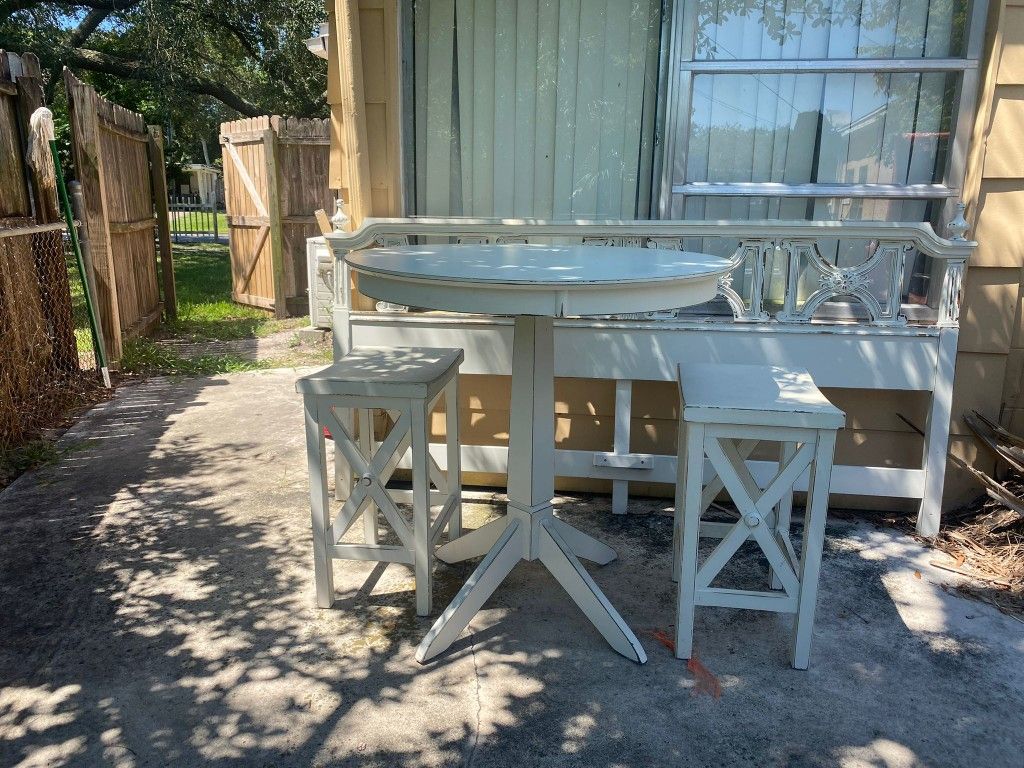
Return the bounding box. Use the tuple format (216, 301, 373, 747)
(0, 52, 81, 447)
(65, 69, 174, 363)
(220, 116, 332, 317)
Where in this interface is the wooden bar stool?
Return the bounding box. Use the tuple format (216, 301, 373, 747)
(673, 363, 845, 669)
(297, 347, 464, 616)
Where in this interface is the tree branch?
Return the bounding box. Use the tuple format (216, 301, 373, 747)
(2, 0, 139, 15)
(65, 46, 262, 115)
(67, 6, 110, 47)
(42, 6, 120, 100)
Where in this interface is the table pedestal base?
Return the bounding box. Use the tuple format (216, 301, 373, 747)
(416, 505, 647, 663)
(415, 316, 647, 665)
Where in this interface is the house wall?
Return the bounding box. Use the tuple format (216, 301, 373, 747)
(326, 0, 1023, 511)
(326, 0, 402, 220)
(948, 0, 1024, 504)
(327, 0, 403, 311)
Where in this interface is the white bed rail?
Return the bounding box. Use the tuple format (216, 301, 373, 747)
(318, 211, 975, 536)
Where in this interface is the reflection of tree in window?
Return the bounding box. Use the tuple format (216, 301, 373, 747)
(694, 0, 966, 59)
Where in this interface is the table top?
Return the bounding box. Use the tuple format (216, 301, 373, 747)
(345, 244, 732, 317)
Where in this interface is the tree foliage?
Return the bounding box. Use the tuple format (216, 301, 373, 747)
(1, 0, 327, 166)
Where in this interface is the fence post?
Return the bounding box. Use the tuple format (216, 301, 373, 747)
(263, 122, 287, 319)
(147, 125, 176, 321)
(64, 68, 123, 363)
(15, 54, 78, 373)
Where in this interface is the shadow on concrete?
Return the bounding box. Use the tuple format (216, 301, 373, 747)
(0, 372, 1020, 767)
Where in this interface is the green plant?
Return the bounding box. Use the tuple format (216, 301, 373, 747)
(119, 338, 270, 377)
(0, 440, 60, 487)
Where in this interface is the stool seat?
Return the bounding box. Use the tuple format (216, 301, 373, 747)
(679, 364, 844, 430)
(296, 347, 464, 399)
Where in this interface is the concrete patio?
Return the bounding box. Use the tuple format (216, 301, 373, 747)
(0, 369, 1021, 767)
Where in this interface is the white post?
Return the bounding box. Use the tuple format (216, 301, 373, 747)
(674, 421, 705, 659)
(332, 254, 353, 359)
(332, 253, 354, 502)
(791, 429, 837, 670)
(358, 409, 378, 545)
(917, 327, 958, 537)
(410, 398, 433, 616)
(507, 315, 556, 558)
(445, 376, 462, 538)
(303, 396, 335, 607)
(611, 379, 632, 515)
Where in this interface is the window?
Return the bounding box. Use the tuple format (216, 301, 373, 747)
(655, 0, 987, 309)
(659, 0, 986, 227)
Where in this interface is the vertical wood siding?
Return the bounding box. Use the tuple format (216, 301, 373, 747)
(416, 0, 662, 218)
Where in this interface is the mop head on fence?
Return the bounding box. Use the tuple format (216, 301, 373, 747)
(28, 107, 57, 190)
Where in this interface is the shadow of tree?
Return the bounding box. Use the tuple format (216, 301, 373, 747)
(0, 372, 1020, 767)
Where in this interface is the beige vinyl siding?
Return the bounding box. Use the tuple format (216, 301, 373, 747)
(421, 375, 933, 510)
(415, 0, 662, 218)
(327, 0, 402, 309)
(946, 0, 1024, 504)
(328, 0, 402, 219)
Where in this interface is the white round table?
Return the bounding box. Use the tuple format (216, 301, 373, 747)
(345, 243, 732, 664)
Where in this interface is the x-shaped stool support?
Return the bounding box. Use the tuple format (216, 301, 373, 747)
(695, 436, 814, 599)
(675, 422, 838, 669)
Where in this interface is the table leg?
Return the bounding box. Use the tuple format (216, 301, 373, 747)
(417, 315, 646, 664)
(436, 515, 614, 565)
(435, 517, 507, 563)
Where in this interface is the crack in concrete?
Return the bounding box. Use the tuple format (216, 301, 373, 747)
(464, 623, 482, 768)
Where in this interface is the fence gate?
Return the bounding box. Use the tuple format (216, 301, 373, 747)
(64, 69, 173, 363)
(220, 116, 331, 318)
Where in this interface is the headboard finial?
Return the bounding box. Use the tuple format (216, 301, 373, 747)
(948, 202, 969, 242)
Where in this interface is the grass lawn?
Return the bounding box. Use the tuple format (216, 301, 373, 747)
(119, 242, 322, 376)
(162, 242, 303, 342)
(170, 210, 229, 235)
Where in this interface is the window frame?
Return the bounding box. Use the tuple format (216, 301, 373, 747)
(652, 0, 992, 225)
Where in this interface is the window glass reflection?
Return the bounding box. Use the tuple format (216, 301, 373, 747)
(680, 72, 954, 192)
(694, 0, 966, 60)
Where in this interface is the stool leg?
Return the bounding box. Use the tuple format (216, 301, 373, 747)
(672, 421, 685, 584)
(334, 409, 353, 502)
(410, 399, 433, 616)
(358, 409, 379, 545)
(445, 376, 462, 539)
(770, 441, 796, 590)
(791, 430, 836, 670)
(675, 422, 705, 660)
(304, 396, 334, 608)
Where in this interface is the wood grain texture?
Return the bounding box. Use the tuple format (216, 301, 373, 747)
(220, 116, 332, 315)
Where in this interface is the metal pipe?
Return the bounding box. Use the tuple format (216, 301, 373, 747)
(62, 174, 111, 387)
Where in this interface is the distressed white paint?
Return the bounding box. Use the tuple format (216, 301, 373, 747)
(344, 246, 730, 663)
(674, 365, 843, 670)
(297, 348, 464, 616)
(345, 244, 732, 317)
(611, 380, 633, 515)
(417, 317, 648, 664)
(320, 214, 974, 534)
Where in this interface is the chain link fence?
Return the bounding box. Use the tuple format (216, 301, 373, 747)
(0, 220, 102, 454)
